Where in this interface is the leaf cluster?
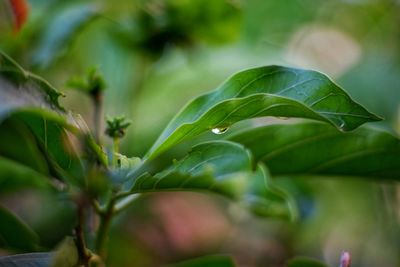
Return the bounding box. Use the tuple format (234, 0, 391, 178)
(0, 51, 399, 267)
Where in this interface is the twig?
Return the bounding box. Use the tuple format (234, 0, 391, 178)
(75, 199, 91, 267)
(95, 198, 115, 260)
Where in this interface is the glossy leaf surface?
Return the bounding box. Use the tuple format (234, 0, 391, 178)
(125, 141, 294, 219)
(230, 122, 400, 179)
(146, 66, 380, 159)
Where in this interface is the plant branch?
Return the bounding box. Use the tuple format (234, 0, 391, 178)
(92, 92, 103, 145)
(95, 198, 115, 260)
(75, 198, 91, 267)
(91, 199, 104, 215)
(114, 194, 140, 214)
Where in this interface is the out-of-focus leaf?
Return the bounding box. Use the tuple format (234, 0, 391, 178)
(15, 112, 85, 185)
(146, 66, 381, 160)
(0, 205, 40, 251)
(0, 156, 52, 193)
(230, 122, 400, 179)
(0, 51, 64, 119)
(123, 141, 294, 219)
(32, 3, 99, 67)
(1, 52, 86, 185)
(165, 255, 237, 267)
(287, 257, 329, 267)
(0, 119, 48, 174)
(0, 252, 53, 267)
(118, 0, 241, 57)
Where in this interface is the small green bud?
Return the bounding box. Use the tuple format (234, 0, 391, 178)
(67, 67, 106, 100)
(105, 116, 131, 138)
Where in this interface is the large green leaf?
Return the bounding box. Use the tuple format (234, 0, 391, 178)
(230, 122, 400, 179)
(123, 141, 294, 219)
(165, 255, 237, 267)
(146, 66, 381, 160)
(0, 253, 52, 267)
(0, 206, 40, 252)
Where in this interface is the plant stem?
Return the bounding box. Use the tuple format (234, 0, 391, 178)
(92, 92, 103, 145)
(112, 137, 120, 167)
(95, 198, 115, 260)
(76, 199, 91, 267)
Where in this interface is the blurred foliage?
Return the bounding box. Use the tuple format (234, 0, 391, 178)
(0, 0, 400, 267)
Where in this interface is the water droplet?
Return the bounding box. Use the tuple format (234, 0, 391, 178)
(211, 127, 229, 135)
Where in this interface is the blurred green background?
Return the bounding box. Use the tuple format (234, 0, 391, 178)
(1, 0, 400, 266)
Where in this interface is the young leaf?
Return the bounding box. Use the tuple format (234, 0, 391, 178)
(0, 205, 40, 252)
(230, 122, 400, 179)
(123, 141, 294, 219)
(146, 66, 381, 160)
(0, 252, 53, 267)
(165, 255, 237, 267)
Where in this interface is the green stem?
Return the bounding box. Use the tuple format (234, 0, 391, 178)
(112, 137, 120, 167)
(92, 93, 103, 145)
(95, 198, 115, 260)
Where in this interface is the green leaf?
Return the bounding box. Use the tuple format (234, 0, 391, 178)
(123, 141, 294, 219)
(0, 252, 53, 267)
(32, 3, 99, 68)
(146, 66, 381, 160)
(0, 51, 64, 121)
(0, 53, 94, 186)
(0, 156, 52, 194)
(230, 122, 400, 179)
(109, 154, 142, 185)
(0, 119, 49, 175)
(287, 257, 329, 267)
(165, 255, 237, 267)
(15, 112, 85, 185)
(0, 206, 40, 251)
